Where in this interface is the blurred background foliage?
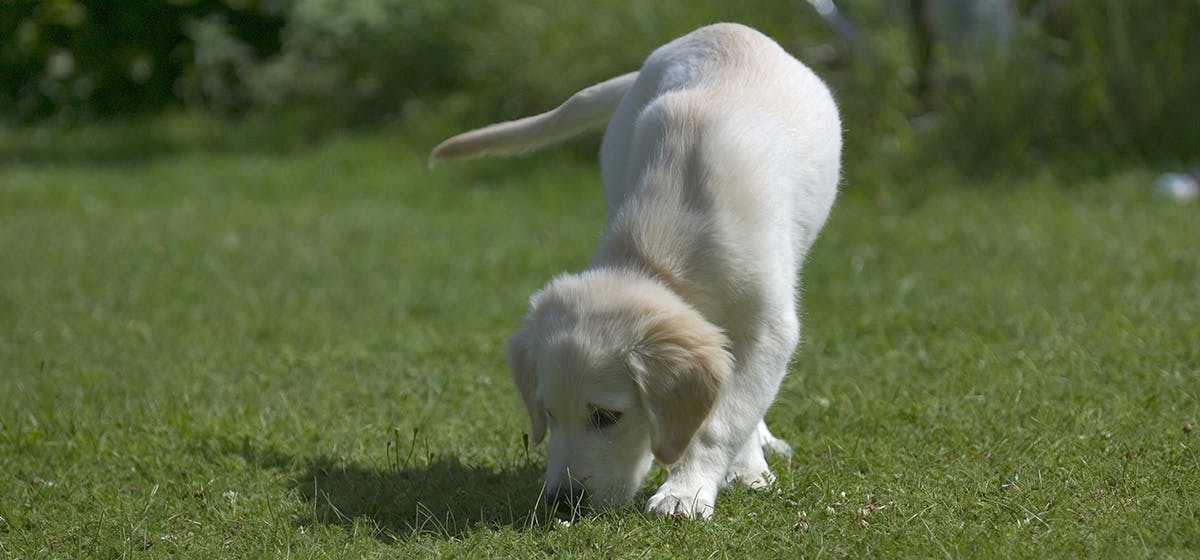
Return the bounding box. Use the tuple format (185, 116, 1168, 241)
(1, 0, 1198, 173)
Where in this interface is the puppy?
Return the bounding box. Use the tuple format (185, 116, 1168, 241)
(431, 23, 841, 519)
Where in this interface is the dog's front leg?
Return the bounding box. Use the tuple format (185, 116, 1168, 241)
(644, 381, 777, 519)
(646, 314, 799, 519)
(645, 435, 728, 519)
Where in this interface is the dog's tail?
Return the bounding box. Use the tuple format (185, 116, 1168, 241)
(429, 72, 638, 167)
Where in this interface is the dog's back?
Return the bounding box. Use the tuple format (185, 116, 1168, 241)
(593, 23, 841, 328)
(599, 23, 841, 226)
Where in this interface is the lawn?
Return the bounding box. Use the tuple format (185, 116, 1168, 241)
(1, 120, 1197, 558)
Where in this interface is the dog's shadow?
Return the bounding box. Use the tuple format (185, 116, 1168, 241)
(229, 438, 550, 541)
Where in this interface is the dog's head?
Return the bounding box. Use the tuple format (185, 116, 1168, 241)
(507, 270, 731, 512)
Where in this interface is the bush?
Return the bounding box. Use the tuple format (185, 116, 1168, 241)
(237, 0, 494, 119)
(2, 1, 1198, 172)
(235, 0, 843, 124)
(934, 0, 1200, 170)
(0, 0, 283, 121)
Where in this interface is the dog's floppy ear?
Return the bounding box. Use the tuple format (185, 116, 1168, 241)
(627, 312, 731, 465)
(507, 327, 546, 444)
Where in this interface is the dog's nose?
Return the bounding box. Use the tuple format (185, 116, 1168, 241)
(549, 484, 588, 518)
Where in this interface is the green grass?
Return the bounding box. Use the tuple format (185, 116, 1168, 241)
(1, 120, 1197, 558)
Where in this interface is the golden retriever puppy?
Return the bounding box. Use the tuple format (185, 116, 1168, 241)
(431, 23, 841, 519)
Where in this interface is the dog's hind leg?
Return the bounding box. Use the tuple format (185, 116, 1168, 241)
(755, 420, 792, 459)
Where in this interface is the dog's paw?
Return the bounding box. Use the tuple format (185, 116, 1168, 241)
(645, 485, 715, 520)
(761, 435, 792, 459)
(729, 466, 776, 490)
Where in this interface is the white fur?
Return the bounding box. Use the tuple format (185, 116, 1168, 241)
(432, 23, 841, 519)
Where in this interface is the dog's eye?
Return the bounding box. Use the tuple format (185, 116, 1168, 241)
(588, 409, 622, 430)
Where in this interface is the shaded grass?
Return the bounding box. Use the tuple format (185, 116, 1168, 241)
(0, 123, 1197, 558)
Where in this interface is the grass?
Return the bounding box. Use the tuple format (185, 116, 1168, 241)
(1, 118, 1197, 558)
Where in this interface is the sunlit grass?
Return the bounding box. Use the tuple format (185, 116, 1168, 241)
(1, 121, 1197, 557)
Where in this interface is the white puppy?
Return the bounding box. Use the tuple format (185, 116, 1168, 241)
(431, 23, 841, 519)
